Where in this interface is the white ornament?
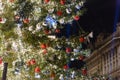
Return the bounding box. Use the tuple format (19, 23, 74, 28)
(59, 74, 64, 80)
(79, 1, 84, 6)
(42, 22, 48, 26)
(14, 68, 20, 75)
(71, 58, 74, 61)
(75, 4, 81, 10)
(36, 23, 42, 30)
(59, 18, 65, 24)
(71, 71, 75, 79)
(28, 26, 33, 31)
(66, 8, 72, 14)
(35, 73, 41, 78)
(73, 48, 79, 53)
(52, 22, 57, 29)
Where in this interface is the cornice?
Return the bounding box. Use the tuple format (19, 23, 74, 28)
(85, 27, 120, 62)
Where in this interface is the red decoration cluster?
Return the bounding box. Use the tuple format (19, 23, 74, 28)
(55, 29, 60, 33)
(0, 17, 2, 22)
(82, 68, 87, 75)
(57, 11, 63, 16)
(0, 58, 3, 64)
(23, 19, 29, 23)
(44, 29, 50, 34)
(9, 0, 14, 2)
(60, 0, 65, 5)
(79, 37, 85, 43)
(79, 55, 85, 60)
(66, 47, 72, 53)
(26, 59, 36, 66)
(63, 65, 69, 70)
(74, 15, 80, 21)
(44, 0, 50, 3)
(35, 66, 41, 73)
(40, 44, 47, 49)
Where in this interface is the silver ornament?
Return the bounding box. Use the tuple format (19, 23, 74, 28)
(66, 8, 72, 14)
(35, 73, 41, 79)
(59, 74, 64, 80)
(28, 26, 33, 31)
(59, 18, 65, 24)
(75, 4, 81, 10)
(42, 22, 48, 26)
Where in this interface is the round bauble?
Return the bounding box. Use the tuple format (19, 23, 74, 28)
(57, 11, 62, 16)
(30, 59, 36, 65)
(40, 44, 47, 49)
(79, 37, 85, 43)
(44, 0, 50, 3)
(0, 17, 2, 22)
(63, 64, 69, 70)
(60, 0, 65, 5)
(23, 19, 29, 23)
(79, 55, 85, 60)
(74, 15, 80, 21)
(82, 68, 87, 75)
(0, 58, 3, 64)
(35, 66, 41, 73)
(55, 29, 60, 33)
(66, 47, 72, 53)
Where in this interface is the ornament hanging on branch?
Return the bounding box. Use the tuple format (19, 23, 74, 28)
(0, 57, 3, 64)
(35, 66, 41, 73)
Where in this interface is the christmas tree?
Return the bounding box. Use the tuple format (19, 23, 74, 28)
(0, 0, 92, 79)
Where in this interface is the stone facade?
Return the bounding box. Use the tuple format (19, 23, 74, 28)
(85, 25, 120, 79)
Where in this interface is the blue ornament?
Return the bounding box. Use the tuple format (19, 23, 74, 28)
(45, 15, 57, 29)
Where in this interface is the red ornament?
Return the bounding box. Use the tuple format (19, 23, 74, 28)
(30, 59, 36, 65)
(23, 19, 29, 23)
(9, 0, 14, 2)
(79, 37, 85, 43)
(82, 68, 87, 75)
(0, 17, 2, 22)
(63, 65, 69, 70)
(79, 55, 85, 60)
(35, 66, 41, 73)
(40, 44, 47, 49)
(44, 0, 50, 3)
(44, 29, 50, 34)
(60, 0, 65, 5)
(55, 29, 60, 33)
(74, 15, 80, 20)
(0, 58, 3, 64)
(66, 47, 72, 53)
(57, 11, 62, 16)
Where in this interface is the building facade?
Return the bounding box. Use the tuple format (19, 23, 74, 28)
(85, 25, 120, 79)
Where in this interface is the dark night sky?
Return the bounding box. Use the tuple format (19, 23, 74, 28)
(79, 0, 117, 36)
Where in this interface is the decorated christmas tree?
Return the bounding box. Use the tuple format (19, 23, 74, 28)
(0, 0, 92, 79)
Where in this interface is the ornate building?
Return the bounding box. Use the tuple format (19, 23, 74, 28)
(85, 25, 120, 79)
